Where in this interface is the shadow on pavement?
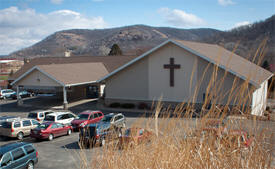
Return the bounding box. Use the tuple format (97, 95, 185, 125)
(62, 141, 81, 149)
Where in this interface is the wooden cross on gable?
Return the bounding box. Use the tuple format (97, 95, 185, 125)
(163, 58, 181, 87)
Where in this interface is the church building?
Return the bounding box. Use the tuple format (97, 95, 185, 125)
(99, 39, 273, 116)
(10, 39, 273, 116)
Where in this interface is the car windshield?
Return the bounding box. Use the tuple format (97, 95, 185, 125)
(44, 116, 55, 121)
(37, 123, 49, 129)
(28, 113, 37, 118)
(77, 114, 89, 120)
(101, 116, 112, 122)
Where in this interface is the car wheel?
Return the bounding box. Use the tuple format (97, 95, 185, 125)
(27, 161, 34, 169)
(17, 132, 24, 140)
(67, 129, 72, 135)
(48, 134, 54, 141)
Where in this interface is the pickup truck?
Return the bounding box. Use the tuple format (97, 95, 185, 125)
(79, 113, 126, 148)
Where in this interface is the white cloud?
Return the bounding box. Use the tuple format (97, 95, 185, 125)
(0, 6, 108, 55)
(218, 0, 235, 6)
(234, 21, 250, 28)
(50, 0, 63, 5)
(158, 8, 205, 28)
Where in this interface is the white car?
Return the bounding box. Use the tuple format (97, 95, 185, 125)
(44, 111, 76, 125)
(0, 89, 16, 99)
(27, 110, 55, 123)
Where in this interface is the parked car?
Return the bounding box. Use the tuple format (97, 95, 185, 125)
(0, 116, 19, 127)
(100, 113, 126, 130)
(27, 110, 55, 123)
(0, 142, 38, 169)
(201, 119, 227, 137)
(0, 118, 40, 140)
(199, 120, 254, 148)
(44, 111, 76, 125)
(118, 127, 153, 148)
(71, 110, 104, 131)
(8, 90, 32, 99)
(79, 113, 126, 148)
(0, 89, 15, 99)
(30, 122, 72, 141)
(221, 130, 254, 148)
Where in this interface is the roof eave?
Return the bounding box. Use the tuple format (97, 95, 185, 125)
(170, 39, 264, 88)
(11, 66, 65, 87)
(65, 81, 97, 87)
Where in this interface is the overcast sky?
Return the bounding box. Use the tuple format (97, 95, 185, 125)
(0, 0, 274, 55)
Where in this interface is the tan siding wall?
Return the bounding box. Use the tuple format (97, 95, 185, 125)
(196, 58, 252, 106)
(104, 42, 254, 108)
(17, 69, 61, 87)
(105, 56, 149, 100)
(148, 43, 197, 102)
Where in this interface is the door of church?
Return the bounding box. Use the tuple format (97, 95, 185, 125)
(86, 85, 99, 98)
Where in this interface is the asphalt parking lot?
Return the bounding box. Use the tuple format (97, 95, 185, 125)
(0, 97, 275, 168)
(0, 97, 141, 169)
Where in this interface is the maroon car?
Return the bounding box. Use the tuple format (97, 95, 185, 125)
(71, 110, 104, 131)
(30, 122, 72, 141)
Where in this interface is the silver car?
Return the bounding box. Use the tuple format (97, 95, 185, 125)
(0, 118, 40, 140)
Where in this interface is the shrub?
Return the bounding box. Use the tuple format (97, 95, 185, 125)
(138, 102, 149, 110)
(121, 103, 135, 109)
(109, 102, 121, 108)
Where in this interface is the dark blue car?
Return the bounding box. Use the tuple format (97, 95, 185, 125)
(0, 142, 38, 169)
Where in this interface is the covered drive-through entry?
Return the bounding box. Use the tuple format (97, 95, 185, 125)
(11, 62, 108, 109)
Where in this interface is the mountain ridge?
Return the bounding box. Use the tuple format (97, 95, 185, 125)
(8, 15, 275, 70)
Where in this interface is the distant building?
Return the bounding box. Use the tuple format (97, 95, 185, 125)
(0, 58, 24, 88)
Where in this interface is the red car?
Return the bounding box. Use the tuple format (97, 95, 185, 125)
(118, 127, 153, 148)
(225, 130, 254, 148)
(71, 110, 104, 131)
(201, 120, 254, 148)
(30, 122, 72, 141)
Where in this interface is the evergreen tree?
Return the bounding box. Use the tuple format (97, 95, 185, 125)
(108, 44, 122, 56)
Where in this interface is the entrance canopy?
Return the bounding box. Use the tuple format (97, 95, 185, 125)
(11, 62, 109, 89)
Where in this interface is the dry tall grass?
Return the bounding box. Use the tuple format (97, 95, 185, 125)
(76, 42, 273, 169)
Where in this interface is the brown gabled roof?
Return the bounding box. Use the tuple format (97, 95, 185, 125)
(100, 39, 273, 87)
(174, 40, 273, 86)
(37, 63, 109, 86)
(9, 55, 137, 81)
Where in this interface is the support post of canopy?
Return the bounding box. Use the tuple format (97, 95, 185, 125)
(63, 86, 68, 110)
